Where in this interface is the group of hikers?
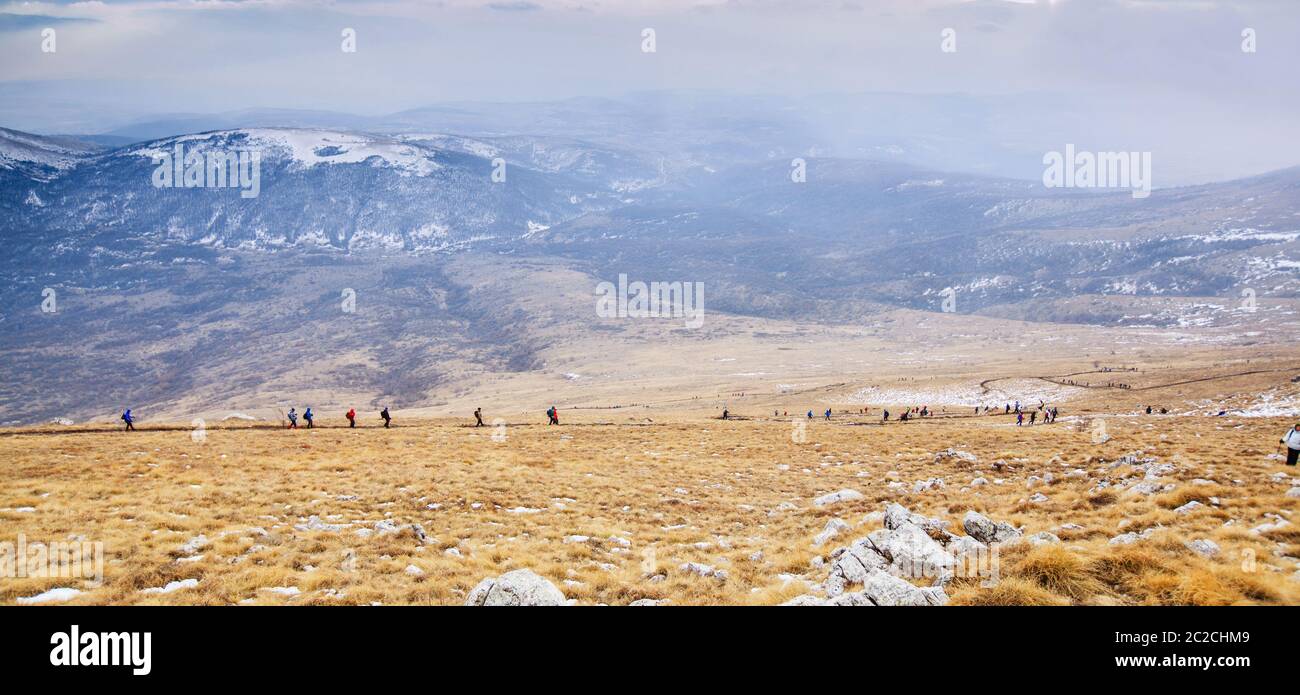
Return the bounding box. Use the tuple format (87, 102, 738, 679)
(757, 401, 1061, 425)
(112, 403, 1300, 468)
(121, 406, 392, 430)
(283, 407, 387, 428)
(285, 406, 390, 429)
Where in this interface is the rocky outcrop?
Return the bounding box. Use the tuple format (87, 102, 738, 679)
(809, 503, 1020, 604)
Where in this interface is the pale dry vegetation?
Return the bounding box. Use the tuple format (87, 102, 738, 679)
(1, 405, 1297, 606)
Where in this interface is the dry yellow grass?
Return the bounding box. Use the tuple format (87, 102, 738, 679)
(1, 406, 1297, 606)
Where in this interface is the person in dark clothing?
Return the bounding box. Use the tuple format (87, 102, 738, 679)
(304, 407, 314, 428)
(346, 408, 356, 428)
(722, 409, 729, 420)
(547, 406, 559, 425)
(1146, 405, 1153, 415)
(121, 409, 135, 432)
(882, 409, 890, 421)
(1281, 424, 1300, 466)
(380, 407, 391, 428)
(474, 408, 484, 427)
(1029, 411, 1036, 425)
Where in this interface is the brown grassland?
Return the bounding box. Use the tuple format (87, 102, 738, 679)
(2, 385, 1298, 605)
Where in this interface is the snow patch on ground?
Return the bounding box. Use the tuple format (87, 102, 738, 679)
(843, 379, 1083, 407)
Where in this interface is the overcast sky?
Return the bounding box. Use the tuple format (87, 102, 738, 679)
(2, 0, 1299, 181)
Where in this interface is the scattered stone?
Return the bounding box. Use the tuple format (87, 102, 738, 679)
(1109, 532, 1141, 546)
(1185, 539, 1221, 558)
(1251, 516, 1291, 535)
(1128, 481, 1166, 496)
(1028, 493, 1049, 504)
(679, 562, 728, 580)
(962, 511, 1021, 544)
(1027, 531, 1061, 546)
(295, 515, 349, 532)
(1174, 501, 1204, 515)
(813, 489, 864, 507)
(934, 448, 978, 464)
(912, 478, 945, 493)
(1144, 463, 1176, 479)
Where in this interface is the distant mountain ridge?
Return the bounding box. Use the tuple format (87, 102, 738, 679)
(1, 118, 1298, 425)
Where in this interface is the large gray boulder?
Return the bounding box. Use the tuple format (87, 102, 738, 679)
(465, 569, 567, 606)
(962, 510, 1022, 544)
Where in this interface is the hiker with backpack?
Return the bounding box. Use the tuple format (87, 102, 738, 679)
(380, 407, 391, 428)
(346, 408, 356, 428)
(303, 407, 314, 429)
(121, 409, 135, 432)
(287, 408, 298, 429)
(474, 408, 484, 427)
(1281, 424, 1300, 466)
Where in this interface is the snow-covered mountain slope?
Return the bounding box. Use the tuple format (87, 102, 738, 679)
(4, 127, 633, 254)
(0, 127, 99, 180)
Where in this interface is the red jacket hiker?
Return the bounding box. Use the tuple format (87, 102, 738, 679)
(346, 408, 356, 428)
